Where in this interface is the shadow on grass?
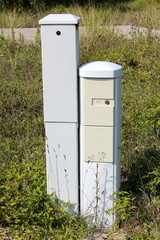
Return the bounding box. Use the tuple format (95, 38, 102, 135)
(121, 146, 160, 194)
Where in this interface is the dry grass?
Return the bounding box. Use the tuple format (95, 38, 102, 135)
(0, 9, 37, 28)
(0, 2, 160, 29)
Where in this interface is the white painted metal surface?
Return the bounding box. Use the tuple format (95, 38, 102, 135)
(80, 77, 114, 126)
(80, 162, 114, 227)
(45, 123, 79, 207)
(79, 61, 122, 227)
(39, 14, 81, 25)
(79, 61, 122, 78)
(82, 126, 114, 163)
(39, 14, 81, 209)
(40, 24, 79, 122)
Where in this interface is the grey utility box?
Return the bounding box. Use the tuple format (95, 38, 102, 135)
(39, 14, 123, 227)
(79, 61, 122, 227)
(39, 14, 81, 210)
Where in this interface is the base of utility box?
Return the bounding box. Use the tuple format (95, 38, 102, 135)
(45, 122, 79, 211)
(80, 161, 115, 227)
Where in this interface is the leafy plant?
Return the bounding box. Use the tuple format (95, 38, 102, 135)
(106, 191, 137, 229)
(143, 168, 160, 196)
(0, 5, 160, 238)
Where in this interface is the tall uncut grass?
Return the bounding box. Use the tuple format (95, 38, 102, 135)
(0, 1, 160, 29)
(0, 1, 160, 239)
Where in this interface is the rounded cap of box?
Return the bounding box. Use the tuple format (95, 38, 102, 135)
(39, 14, 81, 25)
(79, 61, 122, 78)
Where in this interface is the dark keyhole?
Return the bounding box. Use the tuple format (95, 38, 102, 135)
(56, 31, 61, 36)
(105, 100, 110, 105)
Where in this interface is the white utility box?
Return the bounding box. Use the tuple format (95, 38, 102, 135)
(39, 14, 81, 210)
(79, 61, 122, 227)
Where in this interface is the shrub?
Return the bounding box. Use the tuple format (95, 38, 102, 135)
(0, 18, 160, 238)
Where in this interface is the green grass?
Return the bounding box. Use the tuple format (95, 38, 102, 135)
(0, 1, 160, 29)
(0, 2, 160, 239)
(0, 38, 87, 239)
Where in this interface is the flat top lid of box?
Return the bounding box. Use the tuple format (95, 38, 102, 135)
(79, 61, 122, 78)
(39, 14, 81, 25)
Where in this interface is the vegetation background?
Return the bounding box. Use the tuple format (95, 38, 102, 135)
(0, 0, 160, 239)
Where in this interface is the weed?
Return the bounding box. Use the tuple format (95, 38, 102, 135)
(0, 3, 160, 238)
(107, 191, 160, 239)
(0, 1, 160, 29)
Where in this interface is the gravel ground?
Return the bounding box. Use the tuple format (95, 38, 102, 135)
(0, 26, 160, 42)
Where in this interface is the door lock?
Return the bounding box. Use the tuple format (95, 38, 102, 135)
(105, 100, 110, 105)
